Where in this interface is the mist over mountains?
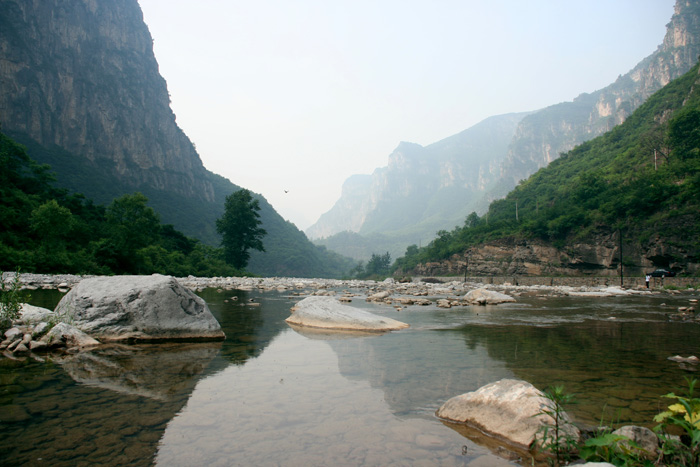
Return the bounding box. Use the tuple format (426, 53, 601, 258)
(309, 0, 700, 262)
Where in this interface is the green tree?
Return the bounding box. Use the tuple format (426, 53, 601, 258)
(216, 189, 266, 270)
(99, 192, 161, 273)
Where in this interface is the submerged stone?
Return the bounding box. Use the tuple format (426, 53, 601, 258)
(286, 296, 409, 332)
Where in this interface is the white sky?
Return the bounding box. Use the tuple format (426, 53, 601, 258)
(138, 0, 674, 231)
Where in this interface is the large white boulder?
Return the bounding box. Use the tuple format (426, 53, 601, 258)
(286, 296, 409, 332)
(436, 379, 580, 450)
(54, 275, 225, 342)
(464, 288, 516, 305)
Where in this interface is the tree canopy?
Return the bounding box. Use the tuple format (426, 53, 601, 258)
(216, 189, 267, 270)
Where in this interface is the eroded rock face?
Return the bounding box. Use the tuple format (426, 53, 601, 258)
(436, 379, 580, 450)
(55, 275, 224, 342)
(286, 296, 409, 332)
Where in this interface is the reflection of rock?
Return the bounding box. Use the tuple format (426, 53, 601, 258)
(286, 296, 409, 332)
(436, 379, 580, 450)
(58, 342, 221, 400)
(287, 323, 384, 340)
(56, 275, 225, 342)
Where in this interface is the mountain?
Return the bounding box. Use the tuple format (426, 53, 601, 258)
(309, 0, 700, 262)
(396, 62, 700, 277)
(309, 112, 530, 260)
(0, 0, 352, 277)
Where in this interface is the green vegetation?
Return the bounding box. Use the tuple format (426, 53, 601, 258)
(654, 377, 700, 466)
(535, 385, 579, 466)
(0, 269, 26, 331)
(216, 189, 266, 270)
(534, 380, 700, 466)
(0, 131, 238, 276)
(350, 252, 392, 279)
(394, 63, 700, 274)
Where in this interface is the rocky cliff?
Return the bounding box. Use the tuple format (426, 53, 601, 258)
(494, 0, 700, 194)
(409, 232, 699, 279)
(0, 0, 214, 202)
(0, 0, 351, 277)
(309, 0, 700, 261)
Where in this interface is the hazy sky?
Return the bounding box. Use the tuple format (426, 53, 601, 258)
(138, 0, 674, 231)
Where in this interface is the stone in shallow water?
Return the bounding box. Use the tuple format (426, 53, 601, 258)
(54, 274, 225, 342)
(286, 296, 409, 332)
(436, 378, 580, 450)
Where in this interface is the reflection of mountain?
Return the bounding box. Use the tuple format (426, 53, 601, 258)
(326, 330, 513, 417)
(196, 288, 298, 366)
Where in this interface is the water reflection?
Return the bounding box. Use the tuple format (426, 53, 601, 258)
(2, 288, 697, 466)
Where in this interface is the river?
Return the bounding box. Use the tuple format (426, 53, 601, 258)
(0, 286, 698, 466)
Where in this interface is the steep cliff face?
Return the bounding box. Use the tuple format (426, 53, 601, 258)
(0, 0, 214, 201)
(0, 0, 352, 277)
(306, 112, 528, 245)
(496, 0, 700, 191)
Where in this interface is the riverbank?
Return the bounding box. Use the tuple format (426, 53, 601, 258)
(3, 272, 696, 299)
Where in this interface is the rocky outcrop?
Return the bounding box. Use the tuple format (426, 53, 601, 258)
(410, 232, 700, 278)
(436, 379, 580, 450)
(286, 296, 409, 332)
(54, 274, 225, 341)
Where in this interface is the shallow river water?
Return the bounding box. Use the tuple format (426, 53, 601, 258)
(1, 287, 698, 466)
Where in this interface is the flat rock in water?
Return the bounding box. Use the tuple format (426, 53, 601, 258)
(54, 275, 225, 342)
(436, 379, 579, 450)
(286, 296, 409, 332)
(464, 288, 516, 305)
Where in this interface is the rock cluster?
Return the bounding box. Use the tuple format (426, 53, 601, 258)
(2, 275, 224, 358)
(1, 305, 99, 357)
(437, 379, 661, 461)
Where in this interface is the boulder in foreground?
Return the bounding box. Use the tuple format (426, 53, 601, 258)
(436, 379, 580, 450)
(286, 296, 409, 332)
(55, 275, 225, 342)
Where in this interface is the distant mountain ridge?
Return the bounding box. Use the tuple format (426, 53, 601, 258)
(308, 112, 529, 259)
(0, 0, 352, 277)
(309, 0, 700, 261)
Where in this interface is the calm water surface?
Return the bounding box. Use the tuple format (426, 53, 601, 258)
(1, 287, 698, 466)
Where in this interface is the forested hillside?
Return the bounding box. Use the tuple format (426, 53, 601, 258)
(395, 63, 700, 275)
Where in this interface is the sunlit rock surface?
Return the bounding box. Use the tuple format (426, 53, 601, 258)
(55, 275, 225, 342)
(437, 379, 580, 450)
(286, 296, 409, 332)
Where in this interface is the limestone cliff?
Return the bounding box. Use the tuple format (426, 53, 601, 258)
(0, 0, 214, 202)
(495, 0, 700, 193)
(0, 0, 351, 277)
(306, 112, 528, 245)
